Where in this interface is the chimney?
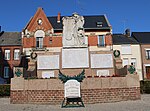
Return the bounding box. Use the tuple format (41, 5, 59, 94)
(57, 12, 61, 23)
(125, 28, 130, 37)
(0, 26, 3, 36)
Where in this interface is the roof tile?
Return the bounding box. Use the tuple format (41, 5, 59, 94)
(0, 32, 21, 46)
(112, 34, 139, 44)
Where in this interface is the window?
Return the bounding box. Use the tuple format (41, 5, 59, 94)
(96, 22, 103, 27)
(84, 35, 88, 45)
(36, 37, 43, 48)
(4, 67, 9, 78)
(146, 50, 150, 59)
(123, 58, 129, 67)
(131, 58, 136, 67)
(34, 30, 45, 49)
(121, 45, 131, 54)
(49, 38, 52, 44)
(97, 35, 105, 47)
(146, 66, 150, 79)
(14, 49, 20, 60)
(4, 50, 10, 60)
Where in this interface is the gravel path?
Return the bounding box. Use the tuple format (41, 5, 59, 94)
(0, 94, 150, 111)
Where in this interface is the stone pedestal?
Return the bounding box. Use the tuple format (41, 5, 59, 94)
(26, 60, 37, 77)
(115, 58, 123, 69)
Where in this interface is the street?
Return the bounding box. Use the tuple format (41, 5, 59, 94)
(0, 94, 150, 111)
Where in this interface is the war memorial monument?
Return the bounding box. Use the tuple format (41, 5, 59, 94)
(10, 10, 140, 107)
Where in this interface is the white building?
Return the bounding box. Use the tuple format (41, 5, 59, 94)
(112, 33, 143, 80)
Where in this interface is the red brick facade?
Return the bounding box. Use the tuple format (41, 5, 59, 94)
(0, 46, 22, 82)
(88, 36, 98, 46)
(23, 35, 112, 48)
(23, 36, 63, 48)
(22, 8, 113, 49)
(26, 8, 53, 33)
(22, 37, 35, 48)
(88, 34, 112, 46)
(10, 87, 140, 104)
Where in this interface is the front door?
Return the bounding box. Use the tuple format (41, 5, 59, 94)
(146, 66, 150, 79)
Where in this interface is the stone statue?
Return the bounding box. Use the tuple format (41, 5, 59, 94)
(62, 13, 87, 47)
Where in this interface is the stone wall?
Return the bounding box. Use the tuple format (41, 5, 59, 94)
(10, 74, 141, 104)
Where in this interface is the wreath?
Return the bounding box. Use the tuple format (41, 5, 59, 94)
(58, 69, 85, 83)
(15, 69, 22, 77)
(30, 52, 37, 59)
(128, 65, 136, 74)
(113, 50, 120, 58)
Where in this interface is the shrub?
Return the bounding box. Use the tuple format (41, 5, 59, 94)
(0, 84, 10, 97)
(140, 80, 150, 94)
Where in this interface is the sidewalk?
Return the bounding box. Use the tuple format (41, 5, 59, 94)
(0, 94, 150, 111)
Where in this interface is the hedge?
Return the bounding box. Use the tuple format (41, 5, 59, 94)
(140, 80, 150, 94)
(0, 84, 10, 97)
(0, 81, 149, 96)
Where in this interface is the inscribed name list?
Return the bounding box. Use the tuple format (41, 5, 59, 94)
(37, 55, 59, 69)
(65, 80, 81, 98)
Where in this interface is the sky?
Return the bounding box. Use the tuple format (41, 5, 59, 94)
(0, 0, 150, 33)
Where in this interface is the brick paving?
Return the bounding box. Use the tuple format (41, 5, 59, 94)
(0, 94, 150, 111)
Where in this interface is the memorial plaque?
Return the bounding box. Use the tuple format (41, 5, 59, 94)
(62, 48, 89, 68)
(42, 71, 54, 78)
(91, 54, 113, 68)
(97, 70, 109, 77)
(37, 55, 59, 69)
(65, 80, 81, 98)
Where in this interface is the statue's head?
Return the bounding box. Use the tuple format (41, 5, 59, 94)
(72, 12, 79, 18)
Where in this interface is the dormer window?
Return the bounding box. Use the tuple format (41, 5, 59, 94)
(96, 22, 103, 27)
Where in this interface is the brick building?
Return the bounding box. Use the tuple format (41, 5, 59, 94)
(21, 7, 114, 78)
(22, 8, 112, 54)
(112, 31, 143, 80)
(0, 31, 22, 83)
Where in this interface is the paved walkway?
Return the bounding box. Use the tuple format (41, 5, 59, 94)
(0, 94, 150, 111)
